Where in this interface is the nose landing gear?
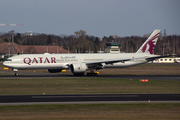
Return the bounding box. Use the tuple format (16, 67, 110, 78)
(13, 69, 19, 76)
(15, 73, 19, 76)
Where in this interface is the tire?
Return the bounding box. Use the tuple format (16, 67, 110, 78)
(15, 73, 19, 76)
(74, 73, 84, 76)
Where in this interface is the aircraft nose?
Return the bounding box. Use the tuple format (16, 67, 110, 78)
(3, 61, 8, 67)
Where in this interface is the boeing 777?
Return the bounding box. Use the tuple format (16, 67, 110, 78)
(3, 29, 171, 76)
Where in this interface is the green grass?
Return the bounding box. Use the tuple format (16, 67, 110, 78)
(0, 103, 180, 120)
(0, 78, 179, 95)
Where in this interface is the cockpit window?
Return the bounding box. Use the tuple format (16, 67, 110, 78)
(6, 59, 12, 61)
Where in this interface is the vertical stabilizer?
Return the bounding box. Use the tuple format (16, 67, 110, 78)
(136, 29, 160, 54)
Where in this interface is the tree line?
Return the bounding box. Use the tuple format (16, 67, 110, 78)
(0, 30, 180, 56)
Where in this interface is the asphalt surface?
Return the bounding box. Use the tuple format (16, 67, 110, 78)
(1, 69, 180, 80)
(0, 94, 180, 105)
(0, 74, 180, 81)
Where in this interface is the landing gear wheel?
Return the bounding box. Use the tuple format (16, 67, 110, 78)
(15, 73, 19, 76)
(13, 69, 19, 76)
(94, 73, 98, 76)
(73, 73, 84, 76)
(87, 72, 98, 76)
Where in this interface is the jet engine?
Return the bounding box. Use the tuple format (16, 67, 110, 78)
(47, 69, 62, 73)
(69, 63, 88, 75)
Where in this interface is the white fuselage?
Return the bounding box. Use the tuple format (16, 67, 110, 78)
(3, 53, 158, 70)
(2, 29, 163, 76)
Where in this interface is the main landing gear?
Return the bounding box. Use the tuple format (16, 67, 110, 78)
(86, 68, 99, 76)
(13, 69, 19, 76)
(73, 73, 85, 76)
(87, 72, 99, 76)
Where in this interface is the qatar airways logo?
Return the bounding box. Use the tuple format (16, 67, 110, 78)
(141, 32, 159, 54)
(23, 57, 56, 65)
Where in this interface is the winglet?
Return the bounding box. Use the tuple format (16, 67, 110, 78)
(136, 29, 161, 54)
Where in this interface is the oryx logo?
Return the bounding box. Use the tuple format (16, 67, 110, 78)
(142, 32, 160, 54)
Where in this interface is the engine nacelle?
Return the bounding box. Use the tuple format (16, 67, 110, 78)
(47, 69, 62, 73)
(70, 63, 88, 74)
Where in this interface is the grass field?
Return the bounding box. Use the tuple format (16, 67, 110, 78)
(0, 103, 180, 120)
(0, 78, 179, 95)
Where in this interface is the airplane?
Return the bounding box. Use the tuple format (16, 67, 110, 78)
(3, 29, 171, 76)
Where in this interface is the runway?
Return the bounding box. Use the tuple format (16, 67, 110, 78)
(0, 69, 180, 80)
(0, 74, 180, 81)
(0, 94, 180, 105)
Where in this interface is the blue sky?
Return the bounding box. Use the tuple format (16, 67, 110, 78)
(0, 0, 180, 38)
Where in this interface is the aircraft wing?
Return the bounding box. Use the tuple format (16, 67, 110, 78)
(85, 54, 173, 65)
(86, 58, 131, 65)
(146, 55, 174, 62)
